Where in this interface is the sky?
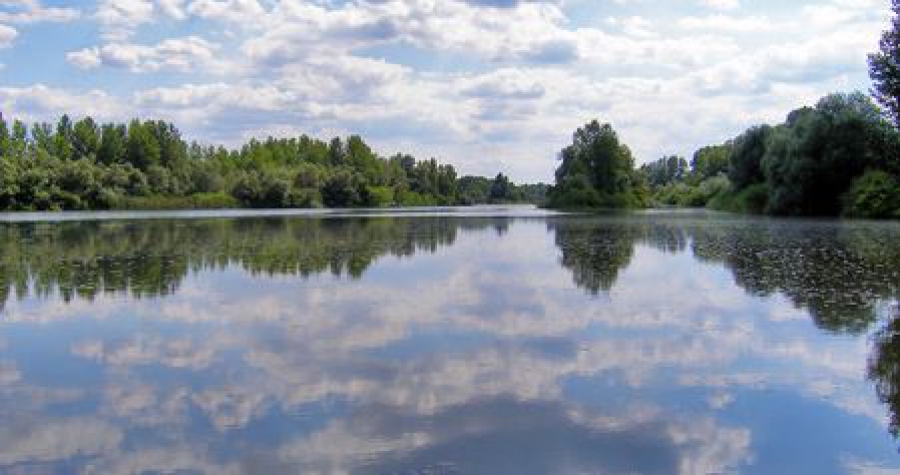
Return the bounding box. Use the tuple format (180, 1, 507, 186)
(0, 0, 892, 182)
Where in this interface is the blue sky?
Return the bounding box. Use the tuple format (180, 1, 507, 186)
(0, 0, 892, 181)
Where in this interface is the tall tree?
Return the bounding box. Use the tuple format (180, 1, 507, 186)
(550, 120, 645, 208)
(489, 173, 513, 202)
(690, 145, 730, 181)
(870, 0, 900, 127)
(728, 125, 771, 190)
(72, 117, 100, 160)
(126, 120, 162, 170)
(0, 114, 9, 157)
(98, 124, 127, 165)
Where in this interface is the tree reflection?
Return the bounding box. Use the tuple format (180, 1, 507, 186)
(689, 221, 900, 334)
(550, 215, 900, 335)
(2, 212, 900, 470)
(7, 214, 896, 337)
(870, 308, 900, 438)
(0, 216, 479, 310)
(550, 218, 640, 294)
(549, 215, 900, 448)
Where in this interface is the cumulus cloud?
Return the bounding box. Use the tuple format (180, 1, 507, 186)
(66, 36, 221, 73)
(95, 0, 156, 40)
(0, 0, 891, 180)
(0, 0, 79, 24)
(0, 84, 125, 123)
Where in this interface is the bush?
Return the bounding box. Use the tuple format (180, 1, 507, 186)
(288, 188, 322, 208)
(366, 186, 395, 207)
(842, 170, 900, 219)
(395, 190, 438, 207)
(111, 192, 238, 210)
(189, 165, 224, 194)
(321, 170, 368, 207)
(230, 171, 290, 208)
(708, 183, 769, 214)
(652, 176, 729, 208)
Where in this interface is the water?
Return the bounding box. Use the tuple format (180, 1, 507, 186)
(1, 207, 899, 474)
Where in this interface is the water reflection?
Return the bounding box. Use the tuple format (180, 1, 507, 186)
(870, 307, 900, 438)
(0, 217, 510, 310)
(551, 215, 900, 334)
(0, 210, 899, 474)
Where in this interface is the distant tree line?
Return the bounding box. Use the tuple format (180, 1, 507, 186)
(0, 115, 547, 211)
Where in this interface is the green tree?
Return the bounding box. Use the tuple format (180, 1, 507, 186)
(489, 173, 513, 203)
(0, 112, 539, 211)
(550, 120, 645, 208)
(126, 120, 162, 170)
(98, 124, 127, 165)
(0, 115, 10, 157)
(728, 125, 771, 190)
(690, 145, 730, 182)
(763, 93, 892, 215)
(843, 170, 900, 218)
(870, 0, 900, 127)
(322, 169, 368, 207)
(641, 156, 688, 189)
(72, 117, 100, 160)
(11, 120, 27, 158)
(54, 114, 74, 161)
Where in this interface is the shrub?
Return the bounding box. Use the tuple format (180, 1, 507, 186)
(288, 188, 322, 208)
(395, 191, 438, 207)
(366, 186, 395, 207)
(842, 170, 900, 219)
(708, 183, 769, 214)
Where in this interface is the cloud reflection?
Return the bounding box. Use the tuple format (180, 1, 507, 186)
(0, 212, 898, 473)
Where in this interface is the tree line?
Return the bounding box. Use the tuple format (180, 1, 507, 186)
(549, 0, 900, 218)
(549, 93, 900, 218)
(0, 115, 547, 211)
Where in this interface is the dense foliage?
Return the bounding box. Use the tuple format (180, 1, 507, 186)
(456, 173, 549, 205)
(729, 93, 899, 217)
(627, 92, 900, 218)
(547, 120, 648, 209)
(0, 114, 545, 211)
(641, 156, 687, 189)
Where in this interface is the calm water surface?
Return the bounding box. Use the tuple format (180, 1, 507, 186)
(1, 207, 900, 474)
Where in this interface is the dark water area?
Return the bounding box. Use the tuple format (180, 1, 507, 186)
(1, 207, 899, 474)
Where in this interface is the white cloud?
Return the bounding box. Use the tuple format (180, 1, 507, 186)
(0, 418, 122, 465)
(0, 23, 14, 47)
(95, 0, 156, 40)
(678, 14, 773, 32)
(0, 0, 79, 24)
(0, 0, 891, 180)
(0, 84, 126, 124)
(700, 0, 739, 11)
(186, 0, 265, 22)
(67, 36, 221, 73)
